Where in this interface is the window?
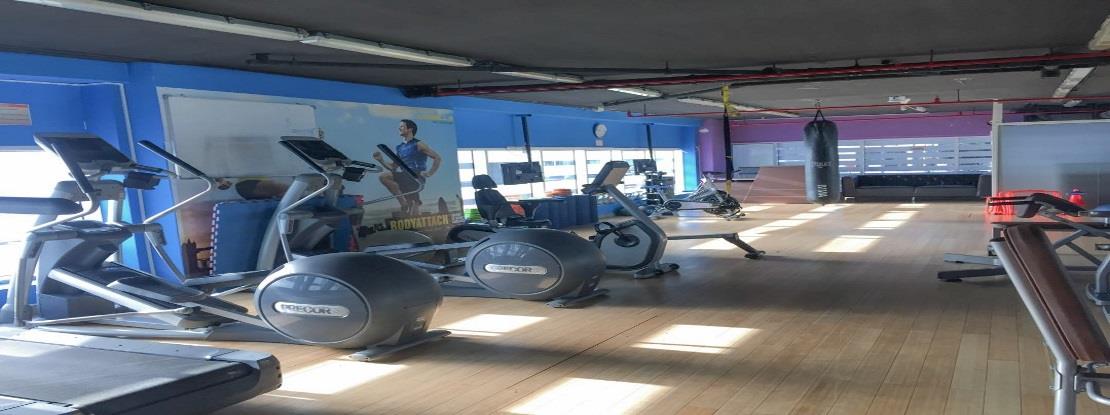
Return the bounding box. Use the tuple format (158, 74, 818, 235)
(0, 149, 74, 279)
(458, 147, 686, 208)
(733, 136, 992, 174)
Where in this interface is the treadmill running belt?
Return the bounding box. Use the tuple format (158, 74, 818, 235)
(0, 338, 248, 414)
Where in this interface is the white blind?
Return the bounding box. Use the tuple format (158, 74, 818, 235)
(733, 136, 991, 174)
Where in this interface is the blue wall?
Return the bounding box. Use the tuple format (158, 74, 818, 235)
(0, 51, 702, 276)
(0, 81, 87, 146)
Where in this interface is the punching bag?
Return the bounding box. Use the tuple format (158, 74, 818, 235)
(803, 111, 840, 204)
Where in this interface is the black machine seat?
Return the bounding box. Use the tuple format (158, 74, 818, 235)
(472, 174, 550, 228)
(0, 197, 81, 215)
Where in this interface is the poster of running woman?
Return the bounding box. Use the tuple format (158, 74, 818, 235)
(159, 88, 462, 276)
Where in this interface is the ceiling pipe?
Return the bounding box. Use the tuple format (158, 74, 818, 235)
(600, 65, 1059, 107)
(717, 108, 1110, 126)
(247, 54, 766, 75)
(624, 94, 1110, 118)
(405, 51, 1110, 97)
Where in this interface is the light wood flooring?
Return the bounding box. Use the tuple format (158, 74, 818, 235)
(208, 201, 1109, 415)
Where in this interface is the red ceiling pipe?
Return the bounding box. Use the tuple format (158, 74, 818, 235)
(624, 94, 1110, 118)
(721, 108, 1108, 126)
(414, 51, 1110, 97)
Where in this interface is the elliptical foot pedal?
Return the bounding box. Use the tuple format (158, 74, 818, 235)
(546, 288, 609, 308)
(745, 250, 766, 259)
(633, 263, 679, 279)
(346, 330, 450, 362)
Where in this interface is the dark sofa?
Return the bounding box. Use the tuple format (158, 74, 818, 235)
(841, 173, 991, 202)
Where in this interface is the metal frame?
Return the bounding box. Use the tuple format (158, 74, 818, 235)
(993, 236, 1110, 414)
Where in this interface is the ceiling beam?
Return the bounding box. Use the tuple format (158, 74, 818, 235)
(406, 51, 1110, 97)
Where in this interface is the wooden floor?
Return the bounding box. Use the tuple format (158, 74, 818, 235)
(209, 202, 1110, 415)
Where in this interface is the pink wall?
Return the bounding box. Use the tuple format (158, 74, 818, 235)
(697, 112, 1020, 172)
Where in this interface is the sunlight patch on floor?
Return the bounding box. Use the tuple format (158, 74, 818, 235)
(740, 204, 776, 212)
(790, 212, 829, 220)
(439, 314, 547, 337)
(690, 239, 750, 250)
(280, 360, 405, 395)
(810, 204, 851, 212)
(508, 378, 669, 415)
(815, 235, 883, 253)
(859, 220, 907, 230)
(633, 324, 757, 354)
(681, 219, 721, 224)
(877, 211, 917, 221)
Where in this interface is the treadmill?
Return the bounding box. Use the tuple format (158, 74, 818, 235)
(0, 194, 281, 412)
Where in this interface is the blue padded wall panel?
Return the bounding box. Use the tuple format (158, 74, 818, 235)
(211, 196, 356, 274)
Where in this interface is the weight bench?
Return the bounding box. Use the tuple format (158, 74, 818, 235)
(995, 224, 1110, 415)
(939, 193, 1109, 282)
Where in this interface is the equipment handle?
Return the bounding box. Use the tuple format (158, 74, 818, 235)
(376, 144, 420, 180)
(138, 140, 210, 179)
(51, 142, 98, 197)
(280, 140, 328, 174)
(350, 160, 379, 170)
(594, 221, 616, 234)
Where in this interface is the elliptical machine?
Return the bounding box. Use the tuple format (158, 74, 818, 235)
(1, 133, 447, 361)
(261, 137, 609, 308)
(585, 161, 764, 278)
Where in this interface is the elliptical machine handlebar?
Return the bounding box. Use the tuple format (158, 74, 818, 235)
(136, 141, 218, 226)
(31, 142, 103, 232)
(138, 140, 210, 180)
(131, 140, 224, 282)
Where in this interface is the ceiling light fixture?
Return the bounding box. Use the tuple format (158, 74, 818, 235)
(492, 71, 584, 83)
(607, 87, 663, 98)
(1091, 15, 1110, 50)
(15, 0, 481, 68)
(15, 0, 307, 41)
(1052, 67, 1095, 98)
(300, 34, 473, 67)
(17, 0, 607, 82)
(676, 98, 799, 118)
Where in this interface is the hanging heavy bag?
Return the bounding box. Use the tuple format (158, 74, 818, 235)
(803, 111, 840, 204)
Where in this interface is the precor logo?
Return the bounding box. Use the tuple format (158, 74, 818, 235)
(484, 264, 548, 275)
(273, 302, 351, 318)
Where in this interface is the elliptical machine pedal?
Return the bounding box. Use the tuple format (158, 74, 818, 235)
(347, 329, 450, 361)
